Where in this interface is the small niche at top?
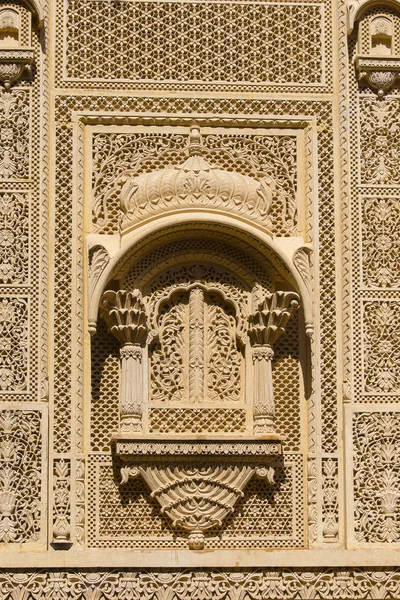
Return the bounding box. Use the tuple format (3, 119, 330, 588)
(0, 8, 20, 47)
(371, 16, 393, 56)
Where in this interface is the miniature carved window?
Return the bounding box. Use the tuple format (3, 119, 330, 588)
(370, 16, 393, 55)
(0, 8, 20, 47)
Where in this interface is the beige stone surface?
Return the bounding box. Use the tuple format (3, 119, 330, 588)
(1, 0, 400, 596)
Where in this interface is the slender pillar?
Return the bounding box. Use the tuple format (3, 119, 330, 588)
(252, 344, 275, 433)
(189, 286, 205, 402)
(248, 291, 300, 434)
(101, 290, 148, 432)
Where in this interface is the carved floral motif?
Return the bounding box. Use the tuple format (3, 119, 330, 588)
(361, 197, 400, 288)
(0, 296, 28, 392)
(362, 301, 400, 393)
(322, 458, 339, 543)
(0, 192, 29, 284)
(360, 98, 400, 186)
(0, 90, 29, 180)
(120, 127, 275, 233)
(353, 412, 400, 543)
(52, 459, 71, 546)
(150, 286, 243, 404)
(0, 410, 42, 543)
(3, 568, 400, 599)
(92, 132, 298, 235)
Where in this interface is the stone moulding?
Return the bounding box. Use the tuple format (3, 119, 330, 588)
(113, 437, 282, 550)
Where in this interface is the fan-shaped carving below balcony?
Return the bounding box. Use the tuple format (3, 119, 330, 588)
(120, 126, 274, 233)
(115, 438, 281, 549)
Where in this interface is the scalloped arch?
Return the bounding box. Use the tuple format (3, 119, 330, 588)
(88, 214, 313, 336)
(347, 0, 400, 33)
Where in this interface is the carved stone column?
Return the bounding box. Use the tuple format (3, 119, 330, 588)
(100, 290, 148, 432)
(248, 291, 300, 434)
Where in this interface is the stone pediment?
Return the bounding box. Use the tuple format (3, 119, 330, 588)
(120, 127, 274, 233)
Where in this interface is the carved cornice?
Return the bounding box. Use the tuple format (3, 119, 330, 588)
(113, 438, 283, 458)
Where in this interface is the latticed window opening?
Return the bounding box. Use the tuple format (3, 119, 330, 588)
(150, 287, 244, 404)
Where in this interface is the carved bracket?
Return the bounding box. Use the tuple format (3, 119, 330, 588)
(113, 438, 282, 550)
(355, 56, 400, 96)
(0, 49, 34, 89)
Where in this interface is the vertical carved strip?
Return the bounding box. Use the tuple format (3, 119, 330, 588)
(252, 346, 275, 433)
(322, 457, 339, 543)
(307, 456, 318, 544)
(52, 458, 71, 548)
(75, 457, 85, 546)
(120, 345, 143, 432)
(189, 287, 204, 402)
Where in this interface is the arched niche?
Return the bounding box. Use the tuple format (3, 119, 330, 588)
(89, 220, 311, 435)
(86, 131, 314, 549)
(348, 0, 400, 34)
(351, 1, 400, 94)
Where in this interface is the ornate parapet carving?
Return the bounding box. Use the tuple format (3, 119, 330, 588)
(100, 290, 148, 432)
(113, 437, 282, 550)
(248, 291, 300, 434)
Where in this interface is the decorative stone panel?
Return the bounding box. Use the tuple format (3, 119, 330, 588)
(90, 128, 300, 236)
(346, 405, 400, 547)
(360, 196, 400, 289)
(359, 97, 400, 187)
(0, 296, 29, 394)
(361, 300, 400, 395)
(0, 89, 30, 181)
(63, 0, 329, 91)
(0, 405, 46, 546)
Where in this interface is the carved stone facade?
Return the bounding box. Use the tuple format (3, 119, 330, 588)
(2, 0, 400, 595)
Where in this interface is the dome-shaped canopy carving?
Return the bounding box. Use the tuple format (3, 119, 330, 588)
(120, 127, 274, 233)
